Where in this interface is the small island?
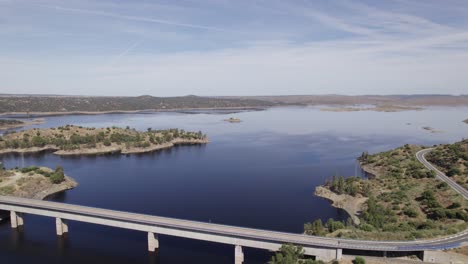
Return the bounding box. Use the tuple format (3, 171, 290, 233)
(0, 125, 208, 156)
(308, 141, 467, 241)
(0, 165, 77, 200)
(224, 117, 241, 123)
(422, 126, 442, 133)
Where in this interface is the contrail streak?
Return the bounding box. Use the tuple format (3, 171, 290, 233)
(45, 5, 236, 33)
(100, 39, 143, 69)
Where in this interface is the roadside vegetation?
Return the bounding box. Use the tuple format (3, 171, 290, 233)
(268, 244, 324, 264)
(0, 125, 207, 154)
(306, 142, 468, 240)
(426, 139, 468, 189)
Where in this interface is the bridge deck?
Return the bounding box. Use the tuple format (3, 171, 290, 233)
(0, 195, 466, 253)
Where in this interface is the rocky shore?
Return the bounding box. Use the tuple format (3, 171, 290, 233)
(314, 186, 366, 225)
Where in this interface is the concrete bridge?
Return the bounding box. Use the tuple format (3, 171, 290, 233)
(0, 195, 467, 263)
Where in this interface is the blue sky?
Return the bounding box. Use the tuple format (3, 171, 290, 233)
(1, 0, 468, 96)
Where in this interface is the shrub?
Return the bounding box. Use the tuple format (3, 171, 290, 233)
(403, 207, 418, 218)
(353, 256, 366, 264)
(103, 139, 111, 146)
(20, 166, 39, 173)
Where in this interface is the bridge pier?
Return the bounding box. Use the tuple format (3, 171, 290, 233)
(336, 248, 342, 260)
(10, 211, 24, 228)
(304, 247, 339, 262)
(234, 245, 244, 264)
(148, 232, 159, 252)
(56, 218, 68, 236)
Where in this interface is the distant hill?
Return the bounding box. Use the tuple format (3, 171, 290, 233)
(0, 95, 274, 114)
(221, 94, 468, 106)
(1, 94, 466, 115)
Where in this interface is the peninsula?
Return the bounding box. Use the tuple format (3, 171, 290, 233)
(309, 141, 467, 241)
(0, 165, 77, 200)
(0, 125, 208, 156)
(0, 118, 44, 130)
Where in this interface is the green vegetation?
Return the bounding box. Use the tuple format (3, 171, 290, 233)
(304, 218, 350, 236)
(353, 256, 366, 264)
(17, 165, 65, 184)
(0, 185, 15, 195)
(426, 139, 467, 189)
(0, 125, 207, 153)
(0, 119, 24, 126)
(307, 142, 468, 240)
(326, 175, 371, 197)
(268, 244, 324, 264)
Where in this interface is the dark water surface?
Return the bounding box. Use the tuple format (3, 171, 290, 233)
(1, 107, 467, 263)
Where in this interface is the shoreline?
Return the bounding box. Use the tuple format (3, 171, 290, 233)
(0, 106, 266, 118)
(0, 138, 209, 156)
(32, 176, 77, 200)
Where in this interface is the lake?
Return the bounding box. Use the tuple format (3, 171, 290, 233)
(1, 106, 467, 263)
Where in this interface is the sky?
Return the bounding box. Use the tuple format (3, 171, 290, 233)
(1, 0, 468, 96)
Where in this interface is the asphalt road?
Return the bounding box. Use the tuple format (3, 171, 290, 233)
(416, 148, 468, 200)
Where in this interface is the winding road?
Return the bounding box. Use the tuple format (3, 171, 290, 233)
(416, 148, 468, 200)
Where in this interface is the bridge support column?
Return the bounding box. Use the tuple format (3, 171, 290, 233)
(56, 218, 68, 236)
(234, 245, 244, 264)
(10, 211, 23, 228)
(148, 232, 159, 252)
(336, 248, 342, 260)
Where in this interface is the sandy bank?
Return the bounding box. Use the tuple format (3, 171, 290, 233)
(0, 145, 59, 155)
(53, 138, 209, 156)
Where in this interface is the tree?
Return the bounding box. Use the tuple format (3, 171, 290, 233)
(337, 176, 345, 194)
(304, 219, 324, 236)
(269, 244, 303, 264)
(103, 139, 111, 146)
(50, 166, 65, 184)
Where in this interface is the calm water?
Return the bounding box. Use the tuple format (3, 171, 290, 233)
(0, 106, 467, 263)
